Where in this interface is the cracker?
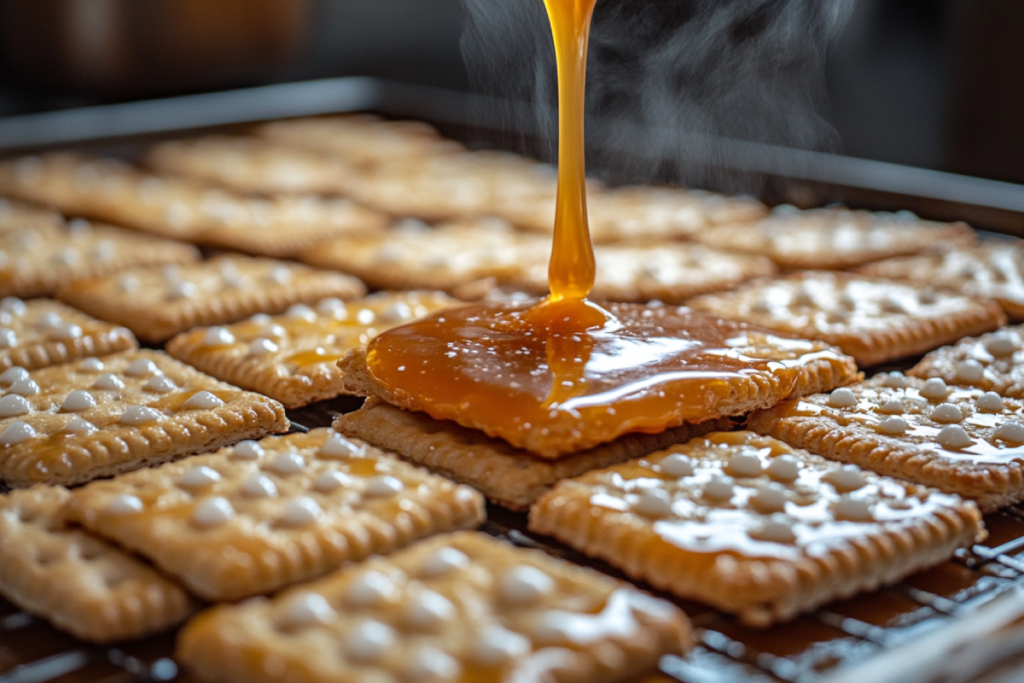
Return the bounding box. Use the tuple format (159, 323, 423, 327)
(747, 374, 1024, 510)
(176, 531, 689, 683)
(0, 486, 197, 643)
(0, 196, 64, 233)
(64, 429, 485, 601)
(688, 272, 1007, 367)
(0, 297, 137, 372)
(58, 255, 366, 343)
(529, 430, 983, 627)
(0, 349, 287, 488)
(856, 242, 1024, 322)
(694, 207, 977, 270)
(910, 326, 1024, 398)
(167, 292, 458, 409)
(335, 398, 734, 511)
(257, 114, 464, 165)
(0, 216, 201, 298)
(339, 303, 860, 458)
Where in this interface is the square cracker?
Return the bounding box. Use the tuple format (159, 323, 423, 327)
(0, 349, 288, 488)
(856, 242, 1024, 322)
(688, 272, 1007, 367)
(335, 398, 735, 511)
(529, 431, 983, 627)
(176, 531, 690, 683)
(0, 216, 200, 298)
(0, 297, 137, 372)
(910, 325, 1024, 398)
(0, 486, 197, 643)
(747, 374, 1024, 510)
(58, 255, 366, 343)
(694, 207, 977, 270)
(63, 429, 486, 601)
(166, 291, 458, 409)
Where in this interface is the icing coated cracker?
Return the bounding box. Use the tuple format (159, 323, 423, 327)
(748, 374, 1024, 510)
(689, 272, 1006, 366)
(0, 486, 197, 643)
(910, 325, 1024, 398)
(58, 255, 366, 342)
(529, 431, 983, 626)
(64, 429, 485, 601)
(176, 531, 689, 683)
(0, 349, 287, 487)
(167, 292, 458, 409)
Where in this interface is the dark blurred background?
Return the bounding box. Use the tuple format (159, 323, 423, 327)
(0, 0, 1020, 184)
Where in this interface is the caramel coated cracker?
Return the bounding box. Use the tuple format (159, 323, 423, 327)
(910, 326, 1024, 398)
(748, 374, 1024, 510)
(177, 532, 689, 683)
(0, 297, 136, 372)
(0, 486, 197, 643)
(689, 272, 1006, 366)
(0, 349, 287, 488)
(64, 429, 485, 601)
(167, 292, 458, 409)
(530, 431, 983, 626)
(335, 398, 734, 511)
(857, 242, 1024, 321)
(695, 207, 977, 270)
(58, 255, 366, 343)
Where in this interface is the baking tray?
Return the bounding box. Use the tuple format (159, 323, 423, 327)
(2, 77, 1024, 683)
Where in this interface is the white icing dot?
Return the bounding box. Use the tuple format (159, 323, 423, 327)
(183, 391, 225, 409)
(346, 571, 397, 607)
(420, 547, 470, 578)
(90, 240, 116, 261)
(192, 497, 234, 528)
(0, 420, 36, 445)
(260, 324, 287, 339)
(313, 470, 351, 493)
(118, 275, 140, 293)
(125, 359, 160, 377)
(879, 398, 906, 415)
(956, 359, 985, 383)
(977, 392, 1005, 413)
(405, 590, 455, 630)
(105, 495, 143, 515)
(232, 440, 264, 460)
(824, 465, 867, 492)
(168, 281, 197, 300)
(286, 304, 316, 322)
(930, 403, 964, 424)
(767, 455, 800, 482)
(790, 288, 815, 307)
(379, 302, 413, 323)
(728, 449, 763, 477)
(404, 646, 461, 682)
(280, 497, 322, 526)
(225, 464, 272, 496)
(748, 517, 797, 543)
(144, 376, 177, 393)
(703, 476, 734, 502)
(265, 266, 292, 284)
(248, 338, 278, 356)
(61, 390, 95, 412)
(177, 466, 222, 489)
(828, 387, 858, 408)
(8, 377, 39, 396)
(119, 406, 162, 425)
(985, 334, 1018, 357)
(48, 323, 83, 341)
(281, 592, 335, 628)
(0, 297, 26, 316)
(78, 358, 104, 372)
(659, 453, 694, 477)
(35, 312, 64, 330)
(356, 309, 375, 325)
(364, 475, 404, 498)
(834, 496, 873, 522)
(633, 488, 673, 517)
(344, 620, 396, 663)
(882, 372, 910, 388)
(936, 425, 974, 449)
(64, 417, 96, 434)
(0, 394, 31, 417)
(319, 433, 363, 458)
(473, 625, 531, 665)
(316, 298, 346, 317)
(878, 416, 909, 435)
(0, 329, 16, 349)
(0, 367, 29, 386)
(993, 422, 1024, 444)
(500, 566, 554, 604)
(162, 265, 181, 282)
(920, 378, 949, 400)
(202, 327, 235, 347)
(267, 451, 305, 475)
(750, 484, 787, 513)
(93, 373, 125, 390)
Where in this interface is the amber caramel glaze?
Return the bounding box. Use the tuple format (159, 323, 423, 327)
(364, 301, 854, 458)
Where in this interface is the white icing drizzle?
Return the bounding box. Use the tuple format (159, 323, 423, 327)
(879, 398, 906, 415)
(280, 592, 335, 628)
(248, 338, 278, 356)
(0, 366, 29, 385)
(93, 373, 125, 390)
(177, 466, 222, 489)
(977, 392, 1005, 413)
(280, 497, 322, 526)
(633, 488, 673, 518)
(405, 590, 455, 630)
(119, 405, 162, 425)
(659, 453, 694, 477)
(144, 376, 177, 393)
(312, 470, 351, 493)
(834, 496, 873, 521)
(202, 327, 235, 347)
(727, 449, 763, 477)
(993, 422, 1024, 444)
(364, 475, 404, 498)
(0, 329, 16, 349)
(748, 517, 796, 544)
(0, 394, 31, 417)
(8, 377, 39, 396)
(824, 465, 867, 492)
(828, 387, 858, 409)
(319, 433, 363, 458)
(346, 571, 397, 607)
(78, 358, 105, 372)
(404, 647, 461, 682)
(920, 377, 949, 400)
(192, 497, 235, 528)
(286, 304, 316, 322)
(500, 566, 554, 604)
(750, 484, 787, 514)
(125, 359, 160, 377)
(936, 425, 974, 449)
(105, 495, 144, 515)
(0, 420, 36, 445)
(420, 547, 470, 578)
(61, 390, 96, 412)
(183, 392, 225, 409)
(767, 455, 799, 482)
(64, 417, 96, 434)
(232, 440, 264, 460)
(267, 451, 305, 475)
(344, 620, 396, 663)
(985, 334, 1018, 357)
(473, 625, 531, 665)
(703, 476, 734, 502)
(241, 474, 278, 498)
(882, 372, 910, 388)
(878, 416, 909, 435)
(930, 403, 964, 424)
